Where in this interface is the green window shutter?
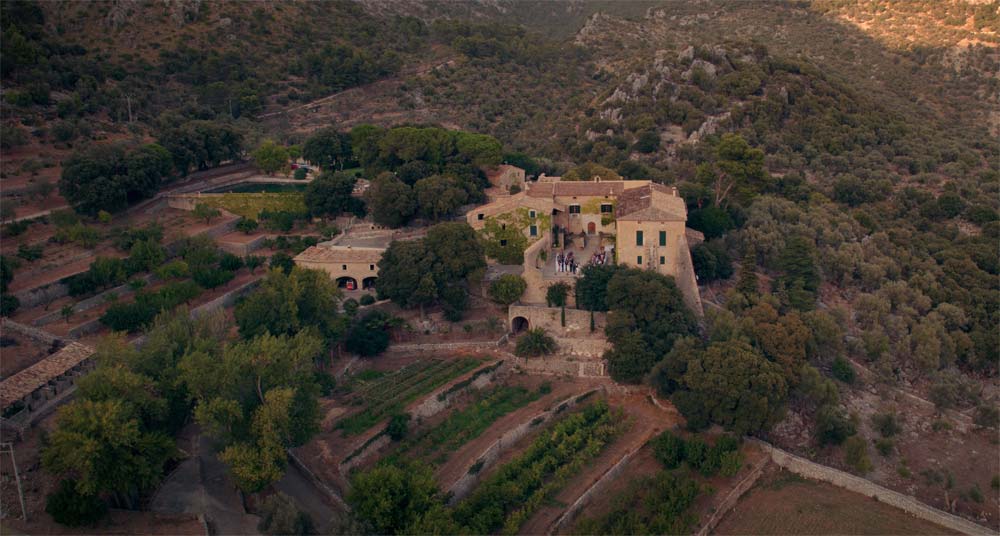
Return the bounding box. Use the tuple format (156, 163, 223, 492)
(659, 256, 665, 265)
(636, 230, 643, 246)
(529, 225, 537, 236)
(637, 256, 643, 265)
(659, 230, 666, 246)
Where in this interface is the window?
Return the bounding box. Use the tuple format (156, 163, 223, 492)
(529, 225, 537, 237)
(500, 239, 508, 246)
(569, 205, 581, 214)
(369, 264, 375, 271)
(637, 256, 643, 265)
(477, 213, 484, 220)
(659, 230, 666, 246)
(501, 223, 506, 230)
(636, 230, 643, 246)
(529, 210, 536, 219)
(659, 256, 665, 265)
(600, 204, 613, 213)
(342, 265, 347, 270)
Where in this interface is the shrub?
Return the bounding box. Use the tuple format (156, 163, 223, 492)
(293, 167, 308, 180)
(545, 282, 570, 308)
(270, 252, 295, 274)
(815, 405, 856, 446)
(844, 436, 872, 474)
(719, 450, 743, 477)
(974, 405, 999, 430)
(359, 294, 376, 306)
(871, 411, 902, 437)
(875, 438, 895, 457)
(155, 260, 190, 280)
(343, 298, 360, 317)
(487, 274, 526, 307)
(45, 480, 108, 527)
(345, 310, 392, 357)
(235, 217, 259, 234)
(652, 431, 686, 469)
(257, 492, 313, 535)
(968, 485, 984, 504)
(831, 356, 855, 384)
(219, 253, 244, 272)
(1, 294, 20, 316)
(192, 268, 235, 289)
(514, 327, 556, 357)
(387, 413, 410, 441)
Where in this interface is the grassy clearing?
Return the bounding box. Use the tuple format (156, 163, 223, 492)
(336, 358, 483, 436)
(452, 400, 626, 535)
(395, 384, 543, 465)
(198, 192, 306, 220)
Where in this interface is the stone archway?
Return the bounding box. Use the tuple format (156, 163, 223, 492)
(362, 276, 378, 290)
(511, 316, 529, 334)
(336, 276, 358, 290)
(587, 221, 596, 234)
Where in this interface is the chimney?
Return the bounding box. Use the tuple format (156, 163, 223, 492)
(671, 186, 678, 197)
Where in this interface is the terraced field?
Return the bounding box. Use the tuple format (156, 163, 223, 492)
(393, 384, 544, 466)
(451, 400, 627, 535)
(336, 357, 484, 436)
(197, 192, 306, 220)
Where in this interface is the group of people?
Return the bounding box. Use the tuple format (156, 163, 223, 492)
(556, 251, 579, 274)
(589, 247, 611, 266)
(555, 246, 614, 276)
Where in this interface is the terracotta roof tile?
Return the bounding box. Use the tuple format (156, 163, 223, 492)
(294, 246, 384, 264)
(1, 342, 94, 409)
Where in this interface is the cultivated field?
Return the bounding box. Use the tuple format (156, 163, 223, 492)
(713, 467, 959, 535)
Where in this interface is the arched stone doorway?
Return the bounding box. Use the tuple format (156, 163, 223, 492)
(362, 276, 378, 290)
(336, 276, 358, 290)
(587, 221, 596, 234)
(511, 316, 529, 334)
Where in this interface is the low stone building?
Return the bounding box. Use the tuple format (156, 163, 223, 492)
(485, 164, 526, 192)
(294, 245, 382, 290)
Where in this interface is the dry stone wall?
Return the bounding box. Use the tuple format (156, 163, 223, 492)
(753, 440, 993, 536)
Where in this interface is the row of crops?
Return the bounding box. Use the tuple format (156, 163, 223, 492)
(393, 385, 545, 466)
(451, 400, 626, 535)
(337, 358, 483, 435)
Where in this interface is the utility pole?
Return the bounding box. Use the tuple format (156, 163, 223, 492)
(1, 442, 27, 521)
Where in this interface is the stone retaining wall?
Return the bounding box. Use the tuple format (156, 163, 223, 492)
(752, 439, 992, 536)
(550, 433, 651, 533)
(695, 453, 769, 536)
(338, 360, 512, 475)
(13, 281, 69, 310)
(286, 449, 349, 511)
(1, 318, 62, 346)
(446, 388, 604, 503)
(383, 340, 500, 353)
(512, 356, 606, 377)
(33, 274, 157, 327)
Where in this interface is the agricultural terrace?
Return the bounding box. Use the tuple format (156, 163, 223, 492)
(196, 192, 306, 220)
(450, 400, 625, 534)
(388, 383, 545, 467)
(336, 357, 484, 436)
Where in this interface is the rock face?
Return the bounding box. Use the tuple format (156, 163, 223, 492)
(688, 112, 731, 143)
(683, 59, 718, 81)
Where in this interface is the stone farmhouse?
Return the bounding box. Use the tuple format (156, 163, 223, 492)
(467, 176, 703, 314)
(294, 245, 382, 291)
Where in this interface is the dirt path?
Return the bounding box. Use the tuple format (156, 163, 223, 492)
(518, 392, 678, 535)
